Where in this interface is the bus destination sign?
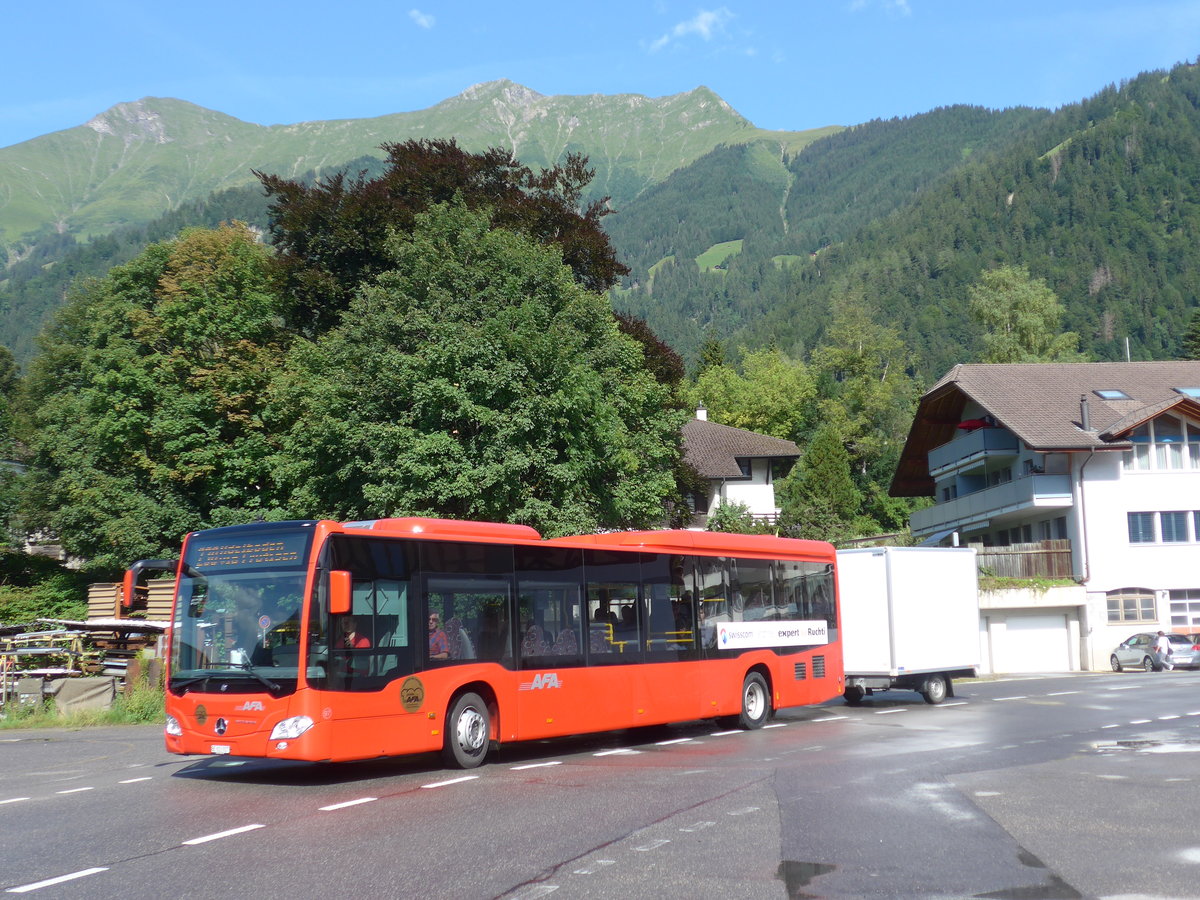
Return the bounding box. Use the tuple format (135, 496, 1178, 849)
(187, 532, 312, 571)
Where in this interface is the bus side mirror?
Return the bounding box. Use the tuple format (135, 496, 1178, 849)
(329, 570, 353, 616)
(123, 559, 179, 608)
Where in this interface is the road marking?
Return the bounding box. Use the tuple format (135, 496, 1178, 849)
(728, 806, 760, 816)
(710, 730, 742, 736)
(679, 821, 715, 832)
(1101, 724, 1120, 729)
(594, 748, 639, 757)
(1159, 715, 1181, 721)
(993, 696, 1027, 702)
(1187, 711, 1200, 717)
(319, 797, 377, 811)
(875, 708, 907, 715)
(511, 761, 562, 770)
(811, 716, 846, 722)
(1046, 691, 1080, 696)
(55, 787, 93, 795)
(974, 791, 1001, 797)
(0, 797, 30, 805)
(1130, 719, 1152, 725)
(655, 738, 694, 746)
(118, 777, 152, 784)
(573, 860, 615, 875)
(421, 775, 480, 789)
(937, 701, 968, 707)
(6, 867, 108, 893)
(1108, 685, 1139, 691)
(635, 839, 670, 851)
(183, 824, 266, 845)
(764, 722, 789, 728)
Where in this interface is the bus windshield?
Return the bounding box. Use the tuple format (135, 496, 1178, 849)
(169, 524, 315, 695)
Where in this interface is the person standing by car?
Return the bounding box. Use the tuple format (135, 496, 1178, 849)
(1154, 631, 1174, 671)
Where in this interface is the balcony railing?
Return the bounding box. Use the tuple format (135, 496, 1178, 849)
(911, 473, 1072, 535)
(928, 428, 1019, 475)
(973, 539, 1074, 579)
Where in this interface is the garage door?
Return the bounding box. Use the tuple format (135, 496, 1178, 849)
(992, 613, 1070, 673)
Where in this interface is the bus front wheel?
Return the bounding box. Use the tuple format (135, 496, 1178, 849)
(443, 691, 490, 769)
(738, 672, 770, 729)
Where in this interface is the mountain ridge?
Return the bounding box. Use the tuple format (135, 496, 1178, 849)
(0, 81, 838, 249)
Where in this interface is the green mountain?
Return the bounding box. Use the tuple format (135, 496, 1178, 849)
(0, 81, 835, 249)
(614, 61, 1200, 379)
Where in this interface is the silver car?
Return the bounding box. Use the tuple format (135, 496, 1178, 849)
(1111, 632, 1200, 672)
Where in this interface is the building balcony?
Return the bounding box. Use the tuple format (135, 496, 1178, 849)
(928, 428, 1020, 477)
(911, 473, 1073, 536)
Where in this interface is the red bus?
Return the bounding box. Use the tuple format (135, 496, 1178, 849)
(129, 517, 842, 768)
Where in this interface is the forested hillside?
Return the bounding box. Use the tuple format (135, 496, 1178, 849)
(616, 61, 1200, 379)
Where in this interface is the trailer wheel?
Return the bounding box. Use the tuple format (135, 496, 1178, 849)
(738, 672, 770, 729)
(844, 685, 866, 706)
(1110, 654, 1123, 673)
(920, 674, 948, 705)
(442, 692, 490, 769)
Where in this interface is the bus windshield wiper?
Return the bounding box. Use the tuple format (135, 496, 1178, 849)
(233, 661, 282, 695)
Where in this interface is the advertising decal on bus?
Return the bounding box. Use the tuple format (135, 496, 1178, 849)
(717, 620, 829, 650)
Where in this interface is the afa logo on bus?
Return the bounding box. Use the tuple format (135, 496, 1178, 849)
(519, 673, 563, 690)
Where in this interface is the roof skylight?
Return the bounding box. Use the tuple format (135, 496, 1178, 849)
(1094, 389, 1131, 400)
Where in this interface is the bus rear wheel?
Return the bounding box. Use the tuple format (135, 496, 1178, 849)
(443, 691, 490, 769)
(738, 672, 770, 729)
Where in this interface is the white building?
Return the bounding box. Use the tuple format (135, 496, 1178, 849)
(892, 361, 1200, 672)
(681, 408, 800, 528)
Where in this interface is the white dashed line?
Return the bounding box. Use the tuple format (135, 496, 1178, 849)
(594, 748, 639, 757)
(710, 730, 742, 736)
(421, 775, 480, 789)
(728, 806, 761, 816)
(511, 761, 562, 770)
(993, 696, 1027, 702)
(1101, 724, 1120, 729)
(763, 722, 789, 728)
(655, 738, 694, 746)
(937, 701, 968, 707)
(183, 824, 265, 845)
(811, 716, 846, 722)
(1159, 715, 1181, 721)
(1046, 691, 1080, 697)
(319, 797, 377, 811)
(118, 777, 152, 784)
(679, 821, 715, 832)
(875, 708, 907, 715)
(635, 839, 670, 851)
(573, 860, 616, 875)
(0, 797, 30, 805)
(1130, 719, 1152, 725)
(55, 787, 93, 795)
(6, 867, 109, 893)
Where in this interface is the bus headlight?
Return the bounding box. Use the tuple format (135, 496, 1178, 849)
(165, 715, 182, 737)
(270, 716, 314, 740)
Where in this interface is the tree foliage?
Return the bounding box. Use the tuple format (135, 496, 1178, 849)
(258, 139, 628, 336)
(272, 202, 684, 537)
(968, 265, 1083, 363)
(688, 348, 816, 442)
(20, 224, 289, 569)
(776, 425, 862, 543)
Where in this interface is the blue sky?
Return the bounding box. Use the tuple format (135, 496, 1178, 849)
(3, 0, 1197, 149)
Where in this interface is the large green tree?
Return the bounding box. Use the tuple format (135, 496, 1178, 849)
(776, 425, 861, 543)
(272, 202, 684, 537)
(21, 224, 289, 569)
(969, 265, 1084, 363)
(687, 348, 816, 442)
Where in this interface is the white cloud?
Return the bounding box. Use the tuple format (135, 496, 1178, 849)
(409, 9, 435, 29)
(648, 7, 734, 52)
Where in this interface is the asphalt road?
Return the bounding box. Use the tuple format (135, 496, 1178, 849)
(2, 670, 1199, 899)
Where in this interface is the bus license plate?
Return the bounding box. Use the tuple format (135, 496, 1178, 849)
(211, 744, 231, 755)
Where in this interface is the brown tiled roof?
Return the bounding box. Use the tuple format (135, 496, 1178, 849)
(682, 418, 800, 479)
(892, 361, 1200, 496)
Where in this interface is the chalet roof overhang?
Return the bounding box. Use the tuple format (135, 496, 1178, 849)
(682, 418, 800, 480)
(889, 362, 1200, 498)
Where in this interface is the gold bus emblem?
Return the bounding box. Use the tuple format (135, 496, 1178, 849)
(400, 677, 425, 712)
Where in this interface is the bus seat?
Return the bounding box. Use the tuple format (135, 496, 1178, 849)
(552, 628, 578, 655)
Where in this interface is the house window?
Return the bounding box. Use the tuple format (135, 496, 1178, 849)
(1161, 511, 1189, 543)
(987, 467, 1012, 486)
(1127, 512, 1156, 543)
(941, 484, 958, 502)
(735, 458, 752, 478)
(1169, 588, 1200, 632)
(1107, 588, 1156, 623)
(1123, 414, 1200, 471)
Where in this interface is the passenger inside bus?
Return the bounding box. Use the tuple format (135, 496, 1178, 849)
(428, 613, 450, 660)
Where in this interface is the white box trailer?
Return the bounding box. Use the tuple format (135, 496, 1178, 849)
(836, 546, 980, 705)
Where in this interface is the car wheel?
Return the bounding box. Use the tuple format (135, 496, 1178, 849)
(1110, 654, 1123, 672)
(1142, 656, 1158, 673)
